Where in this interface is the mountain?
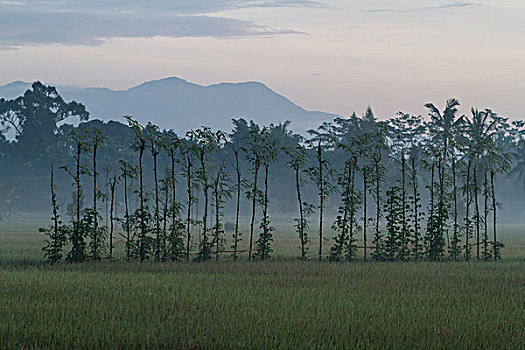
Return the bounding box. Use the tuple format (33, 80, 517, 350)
(0, 77, 338, 134)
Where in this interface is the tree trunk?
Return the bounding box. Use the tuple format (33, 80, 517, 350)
(363, 168, 368, 261)
(139, 146, 146, 262)
(375, 159, 380, 260)
(318, 141, 324, 262)
(465, 161, 471, 261)
(51, 166, 59, 260)
(474, 164, 480, 260)
(234, 150, 241, 261)
(452, 158, 458, 260)
(109, 176, 116, 259)
(483, 170, 489, 260)
(93, 143, 98, 259)
(295, 166, 305, 258)
(491, 169, 499, 260)
(201, 153, 209, 261)
(123, 164, 130, 260)
(153, 146, 160, 261)
(438, 158, 446, 259)
(411, 157, 419, 260)
(262, 164, 270, 260)
(348, 158, 357, 261)
(76, 143, 81, 241)
(249, 159, 259, 261)
(214, 177, 220, 261)
(186, 156, 192, 262)
(170, 150, 177, 249)
(401, 149, 407, 259)
(162, 180, 169, 260)
(429, 163, 435, 258)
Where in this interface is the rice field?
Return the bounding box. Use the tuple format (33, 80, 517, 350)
(0, 221, 524, 348)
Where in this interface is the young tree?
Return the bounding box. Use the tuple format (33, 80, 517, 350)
(284, 143, 313, 259)
(389, 113, 425, 261)
(306, 125, 335, 261)
(329, 159, 352, 262)
(127, 117, 150, 261)
(384, 185, 402, 261)
(179, 137, 196, 262)
(61, 129, 89, 262)
(482, 170, 491, 260)
(87, 127, 107, 260)
(228, 119, 249, 261)
(449, 158, 462, 261)
(146, 123, 163, 261)
(253, 128, 278, 260)
(108, 175, 118, 259)
(117, 160, 137, 260)
(370, 127, 388, 261)
(41, 166, 69, 264)
(463, 160, 473, 260)
(163, 132, 185, 261)
(425, 99, 464, 260)
(211, 161, 232, 261)
(243, 124, 264, 261)
(189, 127, 224, 262)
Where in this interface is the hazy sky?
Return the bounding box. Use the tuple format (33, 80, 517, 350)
(0, 0, 523, 120)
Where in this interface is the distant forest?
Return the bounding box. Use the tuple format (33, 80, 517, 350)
(1, 82, 525, 262)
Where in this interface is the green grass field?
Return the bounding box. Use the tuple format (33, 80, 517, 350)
(0, 220, 524, 348)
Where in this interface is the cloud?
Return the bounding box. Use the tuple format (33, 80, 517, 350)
(0, 0, 318, 46)
(367, 2, 483, 13)
(245, 0, 328, 9)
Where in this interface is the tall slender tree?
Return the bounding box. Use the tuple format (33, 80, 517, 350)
(41, 166, 69, 264)
(244, 125, 264, 261)
(61, 129, 88, 262)
(127, 117, 149, 261)
(284, 143, 312, 259)
(254, 128, 278, 260)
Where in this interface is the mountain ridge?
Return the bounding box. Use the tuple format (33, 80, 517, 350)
(0, 77, 339, 134)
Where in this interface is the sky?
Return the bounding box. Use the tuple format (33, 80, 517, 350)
(0, 0, 524, 120)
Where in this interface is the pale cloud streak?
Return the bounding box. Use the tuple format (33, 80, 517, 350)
(367, 1, 483, 13)
(0, 0, 317, 46)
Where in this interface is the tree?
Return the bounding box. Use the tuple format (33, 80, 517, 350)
(145, 123, 163, 261)
(189, 127, 224, 262)
(243, 124, 264, 261)
(329, 159, 353, 262)
(0, 82, 89, 157)
(41, 166, 69, 264)
(253, 128, 278, 260)
(384, 185, 402, 261)
(425, 99, 464, 260)
(107, 175, 118, 259)
(284, 142, 313, 259)
(228, 119, 249, 261)
(211, 160, 232, 261)
(388, 113, 425, 261)
(118, 160, 137, 260)
(127, 117, 150, 261)
(307, 124, 336, 261)
(163, 131, 185, 261)
(179, 136, 196, 262)
(61, 129, 89, 262)
(370, 127, 388, 261)
(87, 127, 107, 260)
(465, 108, 510, 260)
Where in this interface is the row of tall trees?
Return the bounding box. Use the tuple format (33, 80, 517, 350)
(42, 106, 519, 264)
(4, 84, 521, 263)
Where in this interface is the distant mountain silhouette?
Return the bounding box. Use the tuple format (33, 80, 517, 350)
(0, 77, 338, 134)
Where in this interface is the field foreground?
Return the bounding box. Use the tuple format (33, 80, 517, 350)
(0, 225, 524, 348)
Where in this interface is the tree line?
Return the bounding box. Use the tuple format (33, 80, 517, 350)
(2, 82, 524, 263)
